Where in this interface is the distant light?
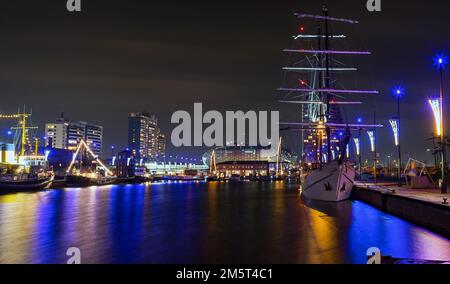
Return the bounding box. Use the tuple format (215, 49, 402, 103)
(434, 53, 448, 68)
(392, 86, 405, 99)
(357, 118, 363, 123)
(111, 145, 115, 149)
(7, 131, 12, 135)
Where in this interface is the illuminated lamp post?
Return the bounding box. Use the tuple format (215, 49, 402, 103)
(392, 86, 404, 187)
(357, 117, 363, 178)
(434, 53, 448, 193)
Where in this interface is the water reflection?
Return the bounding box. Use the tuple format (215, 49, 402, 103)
(0, 182, 449, 264)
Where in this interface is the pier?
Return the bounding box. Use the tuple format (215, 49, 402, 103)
(352, 183, 450, 238)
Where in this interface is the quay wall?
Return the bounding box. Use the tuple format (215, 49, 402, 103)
(352, 186, 450, 239)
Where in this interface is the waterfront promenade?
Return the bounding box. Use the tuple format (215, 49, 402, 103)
(353, 182, 450, 238)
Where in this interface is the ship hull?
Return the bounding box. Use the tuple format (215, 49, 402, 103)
(302, 160, 355, 202)
(0, 176, 54, 192)
(66, 175, 116, 187)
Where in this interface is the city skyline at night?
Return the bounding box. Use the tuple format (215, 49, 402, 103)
(1, 0, 450, 269)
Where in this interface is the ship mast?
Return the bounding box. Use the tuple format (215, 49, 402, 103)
(324, 7, 332, 164)
(278, 7, 382, 165)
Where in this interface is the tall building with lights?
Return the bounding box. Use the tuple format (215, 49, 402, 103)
(157, 133, 166, 161)
(128, 112, 166, 162)
(84, 123, 103, 157)
(45, 114, 103, 157)
(45, 117, 69, 149)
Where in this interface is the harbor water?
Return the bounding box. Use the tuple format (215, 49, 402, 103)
(0, 181, 449, 264)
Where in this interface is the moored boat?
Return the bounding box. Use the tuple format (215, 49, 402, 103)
(0, 174, 54, 191)
(278, 7, 382, 202)
(0, 156, 55, 192)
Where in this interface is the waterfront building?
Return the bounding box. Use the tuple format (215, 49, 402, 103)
(128, 112, 166, 162)
(66, 122, 86, 152)
(45, 116, 69, 149)
(45, 114, 103, 157)
(45, 147, 73, 178)
(202, 145, 298, 166)
(157, 133, 166, 161)
(202, 145, 297, 177)
(116, 150, 135, 178)
(84, 123, 103, 157)
(216, 161, 270, 177)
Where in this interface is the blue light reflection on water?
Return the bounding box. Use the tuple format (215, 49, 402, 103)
(0, 181, 449, 264)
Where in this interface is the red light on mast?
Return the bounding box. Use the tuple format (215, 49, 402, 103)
(299, 26, 305, 33)
(299, 79, 306, 86)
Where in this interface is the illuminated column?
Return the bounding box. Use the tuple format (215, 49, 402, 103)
(346, 144, 350, 159)
(389, 119, 399, 147)
(367, 131, 375, 152)
(353, 137, 360, 178)
(392, 86, 404, 187)
(389, 118, 401, 186)
(367, 130, 376, 183)
(353, 138, 360, 155)
(434, 53, 448, 193)
(428, 98, 442, 137)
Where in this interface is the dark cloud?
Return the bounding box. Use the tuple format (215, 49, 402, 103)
(0, 0, 449, 162)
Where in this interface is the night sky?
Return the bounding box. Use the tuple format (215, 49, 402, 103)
(1, 0, 449, 163)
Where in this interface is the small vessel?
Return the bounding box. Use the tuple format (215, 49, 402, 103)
(278, 7, 382, 202)
(0, 157, 54, 192)
(0, 171, 54, 191)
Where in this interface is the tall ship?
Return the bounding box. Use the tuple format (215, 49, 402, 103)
(65, 139, 116, 187)
(278, 7, 382, 202)
(0, 108, 54, 191)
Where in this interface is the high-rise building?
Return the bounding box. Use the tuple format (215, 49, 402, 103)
(157, 133, 166, 161)
(66, 122, 86, 152)
(128, 112, 165, 162)
(84, 123, 103, 157)
(45, 120, 69, 149)
(45, 114, 103, 157)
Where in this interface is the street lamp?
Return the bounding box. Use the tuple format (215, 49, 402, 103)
(434, 53, 448, 193)
(391, 85, 404, 187)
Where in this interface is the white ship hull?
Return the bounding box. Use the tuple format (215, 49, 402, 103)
(301, 160, 356, 202)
